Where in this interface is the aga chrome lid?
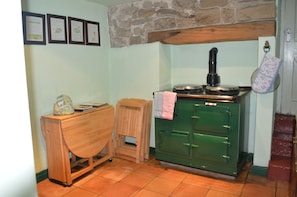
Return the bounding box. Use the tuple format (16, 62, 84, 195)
(173, 84, 204, 94)
(205, 85, 239, 96)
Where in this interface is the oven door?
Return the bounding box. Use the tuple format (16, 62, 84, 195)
(192, 102, 231, 136)
(155, 128, 191, 160)
(192, 133, 230, 164)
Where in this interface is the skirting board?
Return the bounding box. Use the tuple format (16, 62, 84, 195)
(36, 169, 48, 183)
(250, 165, 268, 177)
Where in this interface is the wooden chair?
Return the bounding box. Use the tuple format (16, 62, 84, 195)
(113, 98, 152, 163)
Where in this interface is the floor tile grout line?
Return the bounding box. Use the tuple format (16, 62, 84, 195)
(37, 157, 290, 197)
(166, 171, 191, 197)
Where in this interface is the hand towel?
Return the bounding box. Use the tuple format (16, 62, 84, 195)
(252, 54, 282, 93)
(162, 91, 177, 120)
(154, 91, 177, 120)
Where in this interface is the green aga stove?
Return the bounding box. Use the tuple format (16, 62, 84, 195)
(155, 48, 251, 179)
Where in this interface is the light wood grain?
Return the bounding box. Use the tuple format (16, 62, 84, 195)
(148, 21, 276, 44)
(114, 98, 152, 163)
(62, 107, 114, 158)
(40, 105, 114, 186)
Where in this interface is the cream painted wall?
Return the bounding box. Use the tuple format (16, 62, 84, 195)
(253, 37, 277, 167)
(170, 41, 258, 86)
(0, 1, 38, 196)
(22, 0, 110, 173)
(109, 42, 172, 147)
(109, 43, 161, 104)
(158, 44, 172, 90)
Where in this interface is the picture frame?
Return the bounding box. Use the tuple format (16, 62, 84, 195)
(68, 17, 85, 45)
(22, 11, 46, 45)
(47, 14, 67, 44)
(85, 20, 100, 46)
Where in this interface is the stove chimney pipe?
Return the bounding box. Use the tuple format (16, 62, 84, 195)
(207, 47, 220, 86)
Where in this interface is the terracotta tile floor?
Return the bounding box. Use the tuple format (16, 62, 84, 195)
(37, 156, 289, 197)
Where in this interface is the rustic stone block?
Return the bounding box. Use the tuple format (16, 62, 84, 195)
(143, 23, 154, 32)
(143, 1, 153, 9)
(179, 9, 196, 18)
(194, 8, 220, 25)
(133, 27, 144, 36)
(154, 18, 177, 30)
(137, 8, 156, 18)
(237, 0, 274, 3)
(156, 8, 181, 17)
(131, 19, 146, 27)
(237, 3, 276, 22)
(153, 1, 169, 9)
(117, 19, 131, 28)
(130, 36, 143, 45)
(115, 27, 131, 37)
(222, 8, 235, 24)
(118, 5, 138, 18)
(199, 0, 228, 8)
(237, 0, 260, 2)
(172, 0, 197, 9)
(176, 18, 198, 29)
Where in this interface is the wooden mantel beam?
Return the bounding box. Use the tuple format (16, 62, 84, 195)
(148, 21, 276, 45)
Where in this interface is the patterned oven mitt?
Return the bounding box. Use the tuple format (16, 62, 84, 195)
(252, 54, 282, 94)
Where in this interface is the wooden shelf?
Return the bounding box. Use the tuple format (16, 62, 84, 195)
(148, 20, 276, 45)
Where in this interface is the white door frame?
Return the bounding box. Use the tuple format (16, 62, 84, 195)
(279, 0, 297, 114)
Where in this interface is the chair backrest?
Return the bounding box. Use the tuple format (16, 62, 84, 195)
(114, 98, 147, 137)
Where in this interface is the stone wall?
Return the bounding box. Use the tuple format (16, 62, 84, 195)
(108, 0, 276, 47)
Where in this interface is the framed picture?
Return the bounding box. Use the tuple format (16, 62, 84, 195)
(68, 17, 85, 44)
(85, 20, 100, 46)
(47, 14, 67, 44)
(22, 11, 46, 45)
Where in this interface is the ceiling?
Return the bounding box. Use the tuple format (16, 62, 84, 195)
(87, 0, 140, 6)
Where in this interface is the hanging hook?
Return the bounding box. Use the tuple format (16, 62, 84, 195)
(263, 41, 270, 53)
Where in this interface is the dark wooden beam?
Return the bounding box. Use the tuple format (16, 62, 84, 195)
(148, 20, 276, 44)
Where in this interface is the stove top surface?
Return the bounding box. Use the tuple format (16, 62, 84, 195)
(173, 84, 240, 96)
(173, 84, 204, 94)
